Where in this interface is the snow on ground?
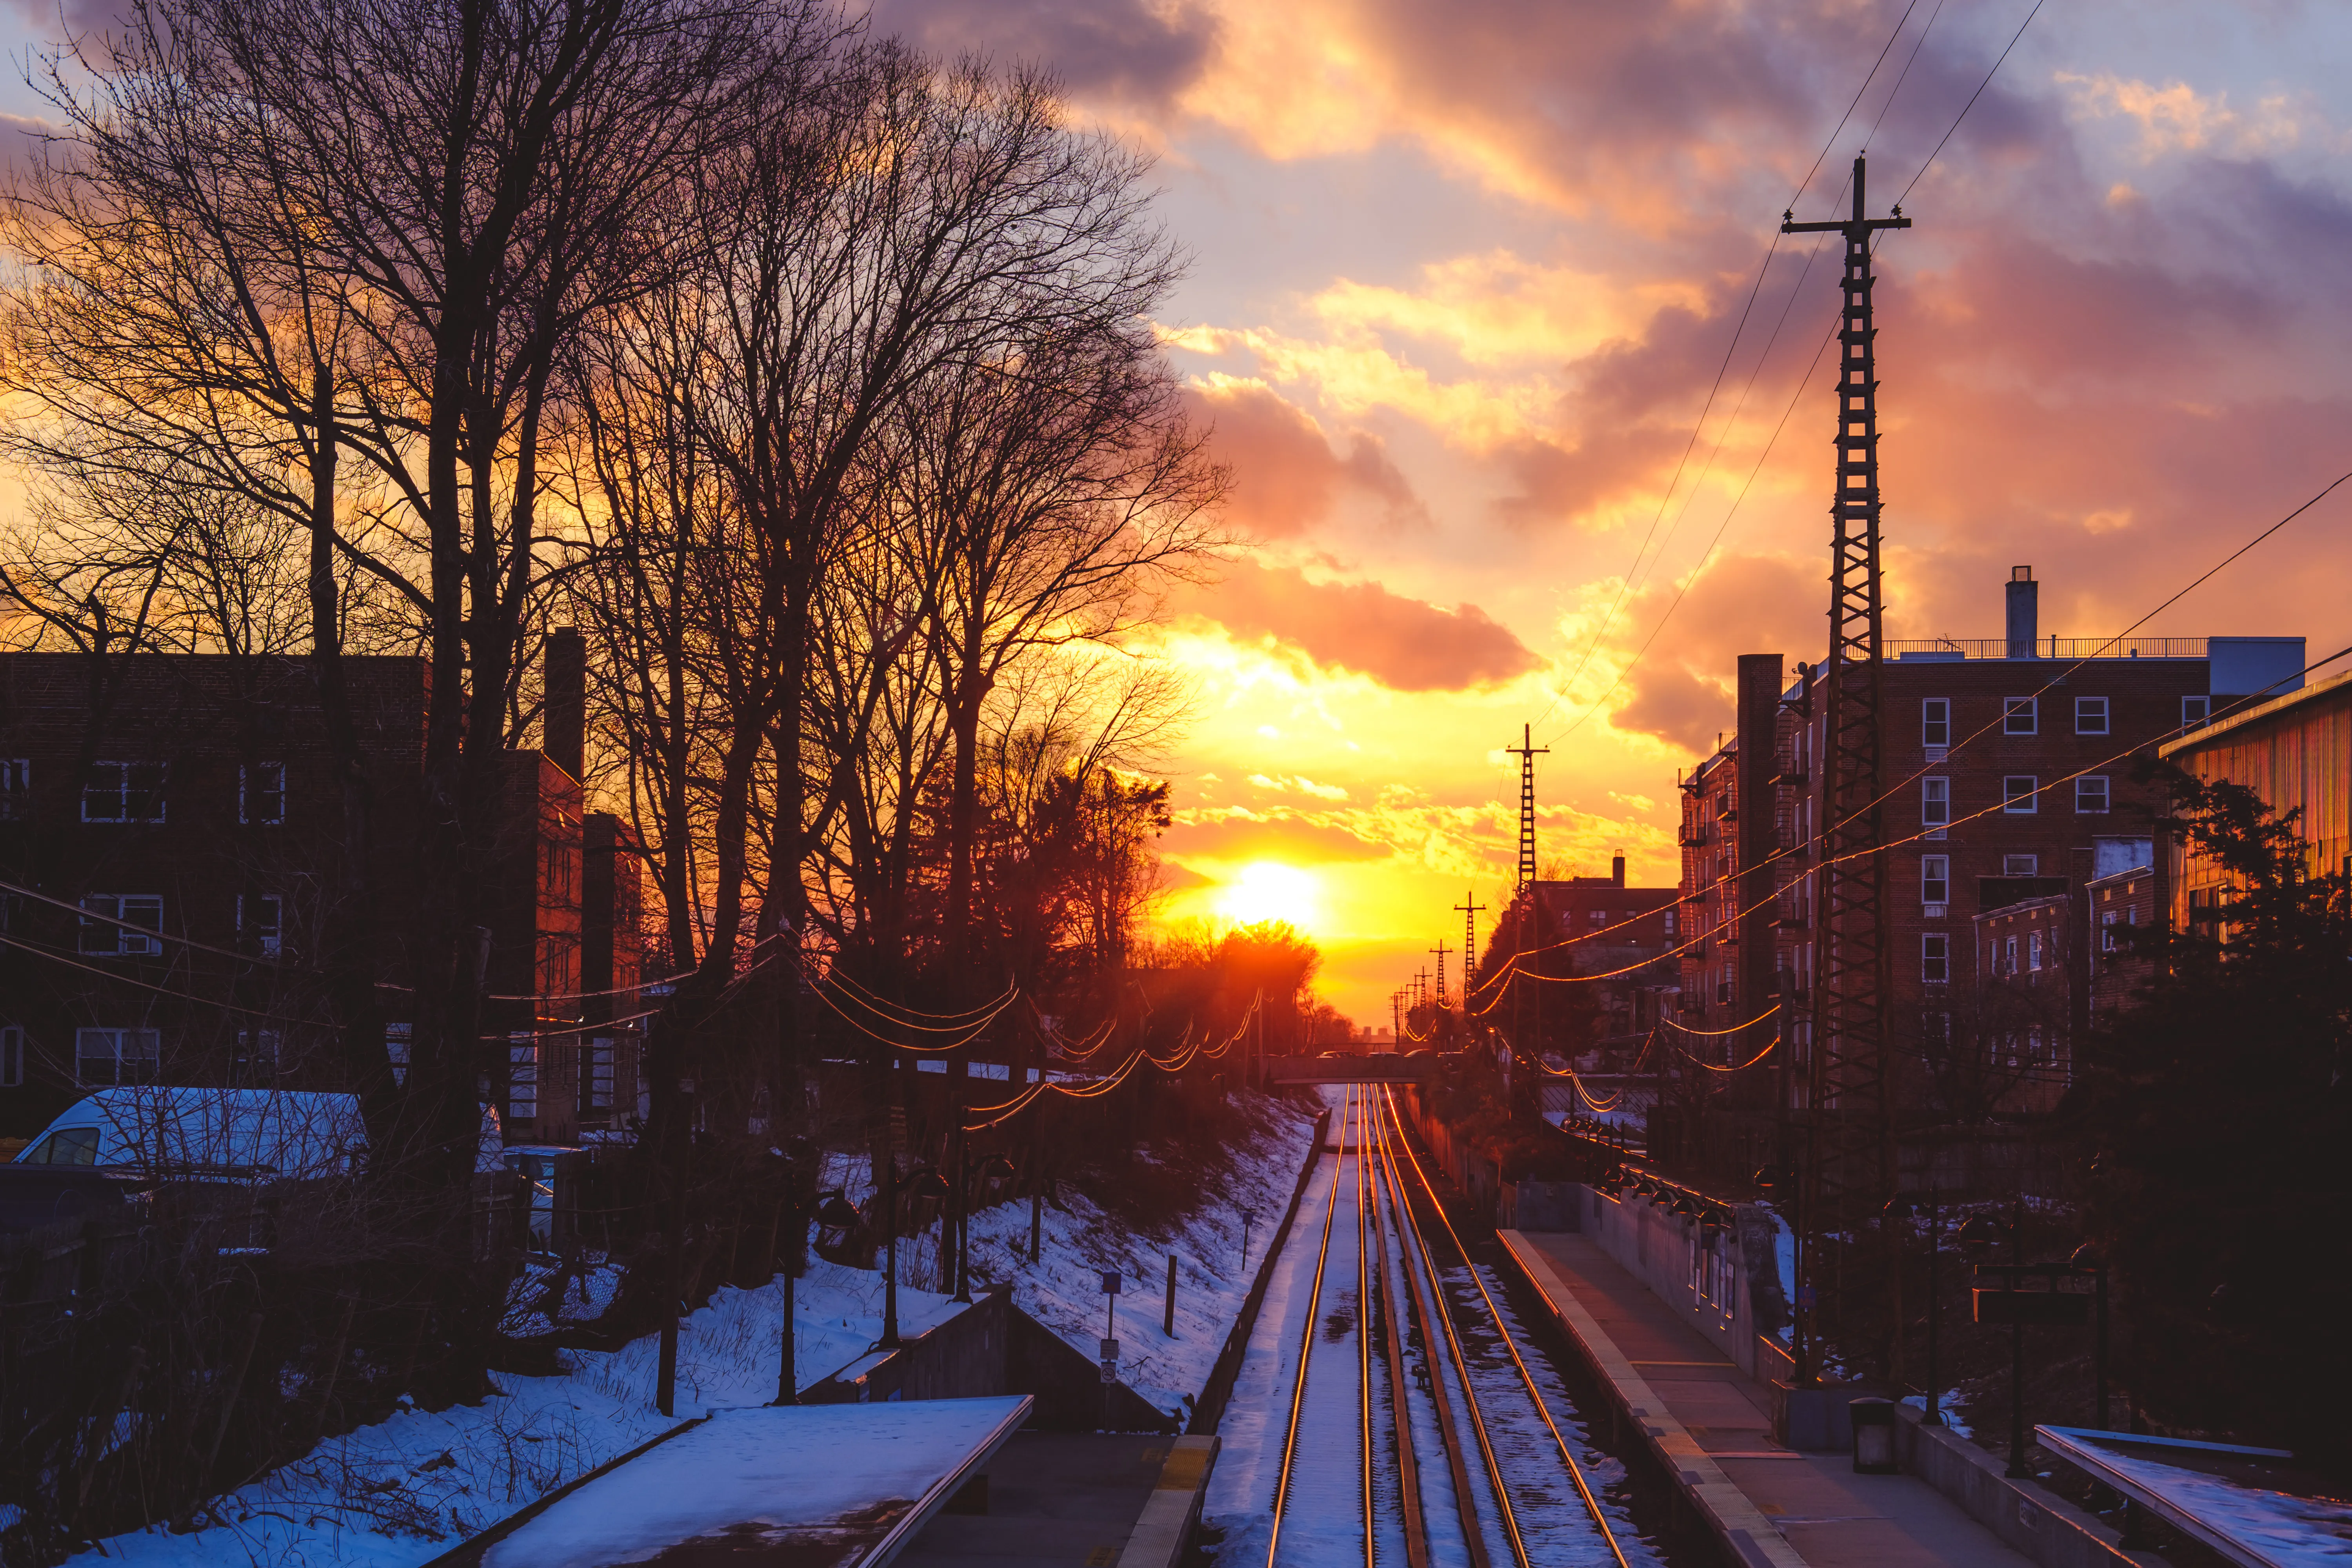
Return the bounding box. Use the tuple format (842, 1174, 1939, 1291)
(69, 1261, 964, 1568)
(69, 1092, 1319, 1567)
(960, 1091, 1321, 1421)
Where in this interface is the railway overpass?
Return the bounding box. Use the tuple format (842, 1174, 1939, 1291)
(1258, 1052, 1436, 1085)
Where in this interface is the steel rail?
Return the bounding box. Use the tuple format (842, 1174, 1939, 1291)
(1266, 1087, 1349, 1568)
(1370, 1092, 1532, 1568)
(1369, 1098, 1433, 1568)
(1380, 1088, 1634, 1568)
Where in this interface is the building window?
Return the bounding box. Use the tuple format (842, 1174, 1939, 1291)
(2004, 854, 2039, 876)
(2101, 909, 2119, 952)
(2028, 930, 2045, 971)
(2182, 695, 2210, 729)
(1922, 698, 1950, 748)
(0, 1025, 21, 1087)
(1921, 855, 1950, 907)
(240, 762, 286, 825)
(81, 761, 167, 823)
(1922, 933, 1950, 983)
(239, 894, 285, 958)
(386, 1022, 412, 1087)
(2076, 775, 2111, 814)
(2004, 697, 2038, 735)
(79, 894, 163, 956)
(0, 759, 27, 820)
(509, 1035, 539, 1121)
(2003, 776, 2038, 813)
(1922, 777, 1950, 838)
(1589, 908, 1606, 926)
(1661, 908, 1676, 937)
(586, 1037, 616, 1111)
(2076, 696, 2110, 735)
(2003, 935, 2019, 974)
(234, 1030, 281, 1084)
(76, 1027, 160, 1086)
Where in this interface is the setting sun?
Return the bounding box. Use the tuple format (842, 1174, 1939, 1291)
(1215, 859, 1321, 931)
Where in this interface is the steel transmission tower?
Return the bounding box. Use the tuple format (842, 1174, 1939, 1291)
(1452, 891, 1486, 1004)
(1782, 156, 1909, 1381)
(1429, 940, 1452, 1007)
(1506, 725, 1548, 892)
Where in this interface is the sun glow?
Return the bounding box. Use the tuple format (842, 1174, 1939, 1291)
(1215, 860, 1321, 931)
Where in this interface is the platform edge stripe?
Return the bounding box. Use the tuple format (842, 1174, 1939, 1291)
(1125, 1433, 1220, 1568)
(1494, 1230, 1814, 1568)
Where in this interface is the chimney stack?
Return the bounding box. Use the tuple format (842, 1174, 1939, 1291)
(1611, 853, 1625, 887)
(2006, 566, 2038, 659)
(546, 627, 585, 782)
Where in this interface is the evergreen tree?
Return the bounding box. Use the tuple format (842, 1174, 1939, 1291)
(2078, 763, 2352, 1471)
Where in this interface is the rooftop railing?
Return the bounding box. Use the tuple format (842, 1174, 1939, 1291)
(1884, 636, 2207, 660)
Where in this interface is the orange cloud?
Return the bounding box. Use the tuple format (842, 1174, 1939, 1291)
(1188, 381, 1427, 538)
(1173, 558, 1545, 692)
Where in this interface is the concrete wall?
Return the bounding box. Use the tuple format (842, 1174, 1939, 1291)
(1562, 1183, 1792, 1386)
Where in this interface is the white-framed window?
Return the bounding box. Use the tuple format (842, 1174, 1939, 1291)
(386, 1021, 412, 1087)
(1922, 698, 1951, 748)
(509, 1034, 539, 1121)
(0, 759, 27, 820)
(2182, 695, 2210, 729)
(1921, 854, 1950, 907)
(2003, 776, 2039, 813)
(238, 893, 284, 958)
(2076, 775, 2111, 814)
(79, 894, 163, 956)
(234, 1029, 280, 1083)
(2028, 930, 2045, 971)
(76, 1026, 159, 1085)
(0, 1025, 22, 1087)
(2101, 909, 2119, 952)
(1922, 777, 1950, 838)
(2004, 697, 2038, 735)
(240, 761, 286, 825)
(81, 761, 166, 823)
(2076, 696, 2110, 735)
(2005, 854, 2039, 876)
(2003, 935, 2019, 974)
(1922, 932, 1950, 984)
(586, 1036, 616, 1111)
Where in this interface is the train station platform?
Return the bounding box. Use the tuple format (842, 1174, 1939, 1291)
(1501, 1230, 2036, 1568)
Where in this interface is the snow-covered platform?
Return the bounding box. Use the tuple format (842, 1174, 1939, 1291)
(2036, 1425, 2352, 1567)
(439, 1395, 1031, 1568)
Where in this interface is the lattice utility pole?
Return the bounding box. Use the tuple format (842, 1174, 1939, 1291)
(1453, 891, 1487, 999)
(1507, 725, 1549, 893)
(1429, 941, 1452, 1008)
(1782, 155, 1909, 1384)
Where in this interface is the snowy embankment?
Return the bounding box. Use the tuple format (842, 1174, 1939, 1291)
(69, 1092, 1318, 1568)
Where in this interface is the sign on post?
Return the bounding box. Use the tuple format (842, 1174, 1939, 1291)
(1100, 1270, 1122, 1296)
(1100, 1338, 1120, 1361)
(1972, 1265, 2096, 1326)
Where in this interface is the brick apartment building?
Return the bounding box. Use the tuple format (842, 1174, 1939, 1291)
(1676, 564, 2303, 1132)
(0, 636, 643, 1148)
(1483, 857, 1680, 1063)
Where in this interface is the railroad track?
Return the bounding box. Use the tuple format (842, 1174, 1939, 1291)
(1252, 1086, 1639, 1568)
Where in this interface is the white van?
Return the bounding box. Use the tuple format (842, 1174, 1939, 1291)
(13, 1088, 506, 1179)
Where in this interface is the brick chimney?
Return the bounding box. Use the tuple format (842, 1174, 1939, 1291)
(546, 627, 585, 782)
(2006, 566, 2038, 659)
(1611, 854, 1625, 887)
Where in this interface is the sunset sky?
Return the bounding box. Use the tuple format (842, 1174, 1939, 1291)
(5, 2, 2349, 1025)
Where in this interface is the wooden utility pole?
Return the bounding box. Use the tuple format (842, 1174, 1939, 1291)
(1781, 155, 1910, 1383)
